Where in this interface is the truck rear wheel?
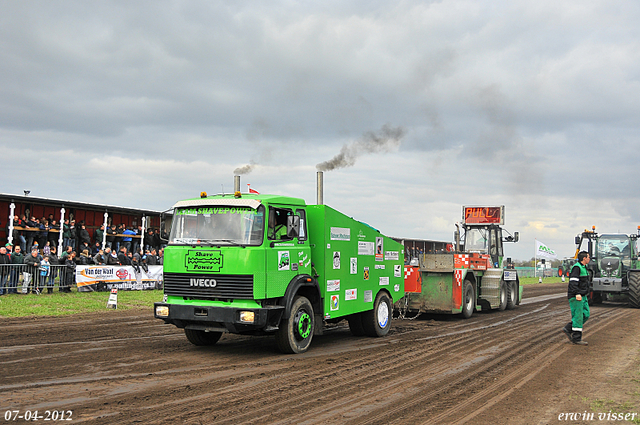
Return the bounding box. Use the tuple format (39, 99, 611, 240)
(498, 280, 508, 311)
(275, 295, 314, 354)
(462, 281, 475, 319)
(347, 313, 366, 336)
(184, 329, 222, 346)
(506, 281, 518, 310)
(362, 292, 392, 337)
(629, 272, 640, 308)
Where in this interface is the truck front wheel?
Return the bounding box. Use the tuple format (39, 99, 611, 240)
(362, 292, 392, 337)
(184, 329, 222, 346)
(275, 296, 315, 354)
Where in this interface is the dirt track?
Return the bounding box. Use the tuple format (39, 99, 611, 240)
(3, 282, 640, 424)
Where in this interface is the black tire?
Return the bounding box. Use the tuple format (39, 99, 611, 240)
(629, 272, 640, 308)
(506, 280, 518, 310)
(462, 280, 475, 319)
(591, 292, 603, 305)
(498, 280, 508, 311)
(275, 296, 314, 354)
(362, 292, 392, 337)
(184, 329, 222, 346)
(347, 313, 366, 336)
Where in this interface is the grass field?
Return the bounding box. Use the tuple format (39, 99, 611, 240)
(519, 276, 566, 285)
(0, 289, 163, 318)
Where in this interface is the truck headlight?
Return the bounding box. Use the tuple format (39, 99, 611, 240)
(156, 306, 169, 317)
(239, 311, 255, 323)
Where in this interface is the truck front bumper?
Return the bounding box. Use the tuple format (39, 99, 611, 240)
(154, 302, 285, 334)
(592, 277, 625, 293)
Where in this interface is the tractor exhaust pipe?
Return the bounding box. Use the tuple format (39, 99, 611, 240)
(234, 175, 241, 193)
(317, 171, 323, 205)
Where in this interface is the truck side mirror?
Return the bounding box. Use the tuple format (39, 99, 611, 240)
(513, 232, 519, 243)
(575, 236, 581, 245)
(287, 215, 300, 239)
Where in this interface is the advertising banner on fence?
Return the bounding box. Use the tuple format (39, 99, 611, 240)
(76, 265, 163, 292)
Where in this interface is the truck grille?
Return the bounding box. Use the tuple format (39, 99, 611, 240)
(164, 273, 254, 299)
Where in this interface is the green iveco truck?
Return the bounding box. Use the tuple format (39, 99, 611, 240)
(154, 191, 404, 353)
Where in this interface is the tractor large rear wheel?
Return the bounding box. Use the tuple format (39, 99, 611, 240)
(629, 272, 640, 308)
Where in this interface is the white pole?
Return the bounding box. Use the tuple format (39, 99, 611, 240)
(102, 212, 109, 250)
(534, 238, 537, 279)
(7, 202, 15, 245)
(141, 216, 146, 253)
(58, 208, 65, 253)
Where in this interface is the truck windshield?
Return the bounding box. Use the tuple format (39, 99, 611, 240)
(169, 205, 265, 246)
(597, 235, 631, 258)
(465, 228, 488, 253)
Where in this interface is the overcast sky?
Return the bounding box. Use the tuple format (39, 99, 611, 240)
(2, 1, 640, 261)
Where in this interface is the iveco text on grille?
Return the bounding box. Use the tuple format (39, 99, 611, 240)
(190, 278, 217, 288)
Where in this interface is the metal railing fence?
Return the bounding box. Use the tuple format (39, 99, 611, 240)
(0, 264, 76, 294)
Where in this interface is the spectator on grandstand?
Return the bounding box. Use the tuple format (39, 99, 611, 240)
(24, 217, 38, 251)
(106, 224, 117, 249)
(9, 245, 24, 294)
(62, 219, 71, 250)
(117, 246, 131, 265)
(93, 249, 106, 265)
(144, 229, 155, 252)
(78, 224, 91, 248)
(147, 248, 158, 265)
(107, 248, 119, 265)
(60, 245, 73, 263)
(79, 241, 91, 256)
(38, 220, 49, 248)
(43, 241, 51, 257)
(131, 225, 142, 254)
(68, 220, 77, 251)
(155, 228, 164, 250)
(94, 224, 105, 247)
(0, 246, 11, 295)
(78, 249, 91, 265)
(158, 248, 164, 265)
(12, 215, 27, 252)
(121, 227, 135, 252)
(48, 220, 59, 248)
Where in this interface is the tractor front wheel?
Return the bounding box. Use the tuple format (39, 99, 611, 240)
(629, 272, 640, 308)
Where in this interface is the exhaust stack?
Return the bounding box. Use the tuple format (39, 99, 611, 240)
(234, 175, 241, 193)
(317, 171, 323, 205)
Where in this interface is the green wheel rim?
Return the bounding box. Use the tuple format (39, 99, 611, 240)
(296, 311, 311, 340)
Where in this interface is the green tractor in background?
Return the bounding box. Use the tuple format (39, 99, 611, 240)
(574, 227, 640, 307)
